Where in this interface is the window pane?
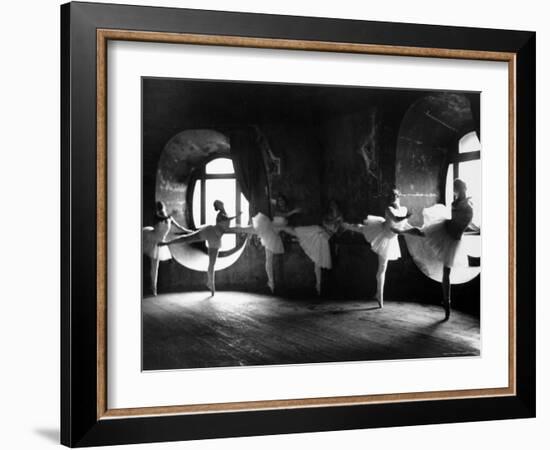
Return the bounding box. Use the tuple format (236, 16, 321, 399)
(445, 165, 454, 207)
(205, 157, 235, 174)
(204, 179, 236, 223)
(192, 180, 202, 226)
(458, 131, 481, 154)
(219, 233, 236, 251)
(459, 159, 481, 226)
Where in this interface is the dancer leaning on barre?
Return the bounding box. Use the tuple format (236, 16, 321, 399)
(420, 178, 479, 320)
(282, 200, 345, 295)
(142, 201, 193, 296)
(160, 200, 242, 296)
(344, 189, 422, 308)
(248, 194, 301, 293)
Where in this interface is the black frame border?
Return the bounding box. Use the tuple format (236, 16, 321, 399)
(61, 2, 535, 447)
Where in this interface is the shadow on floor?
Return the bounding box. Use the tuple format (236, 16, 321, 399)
(143, 291, 481, 371)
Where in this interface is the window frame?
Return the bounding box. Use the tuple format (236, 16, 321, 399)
(442, 132, 482, 264)
(187, 155, 247, 252)
(444, 132, 481, 205)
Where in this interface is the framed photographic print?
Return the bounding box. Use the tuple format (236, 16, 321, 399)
(61, 1, 536, 447)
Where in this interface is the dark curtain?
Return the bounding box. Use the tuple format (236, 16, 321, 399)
(230, 128, 272, 217)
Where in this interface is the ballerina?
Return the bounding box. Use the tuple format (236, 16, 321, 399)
(160, 200, 242, 296)
(283, 200, 344, 295)
(142, 201, 192, 296)
(344, 189, 422, 308)
(420, 178, 479, 320)
(249, 194, 301, 293)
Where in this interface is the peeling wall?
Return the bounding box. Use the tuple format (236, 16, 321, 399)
(396, 93, 477, 224)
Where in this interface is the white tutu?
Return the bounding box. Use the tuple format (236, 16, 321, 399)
(421, 204, 468, 268)
(252, 213, 284, 254)
(294, 225, 332, 269)
(361, 216, 401, 260)
(142, 225, 172, 261)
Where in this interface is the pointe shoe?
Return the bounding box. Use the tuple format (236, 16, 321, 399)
(267, 281, 275, 293)
(373, 297, 383, 308)
(206, 281, 215, 295)
(443, 302, 451, 320)
(152, 287, 157, 297)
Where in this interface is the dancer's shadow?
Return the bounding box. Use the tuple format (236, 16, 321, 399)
(421, 319, 448, 332)
(312, 305, 381, 314)
(34, 428, 59, 444)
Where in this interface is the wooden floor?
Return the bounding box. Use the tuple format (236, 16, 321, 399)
(142, 291, 480, 370)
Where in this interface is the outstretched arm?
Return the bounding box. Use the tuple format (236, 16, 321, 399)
(225, 225, 255, 235)
(225, 211, 244, 222)
(343, 222, 364, 234)
(159, 229, 203, 246)
(284, 208, 302, 218)
(280, 225, 296, 236)
(170, 217, 193, 234)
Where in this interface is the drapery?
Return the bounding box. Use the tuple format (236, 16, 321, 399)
(230, 127, 272, 217)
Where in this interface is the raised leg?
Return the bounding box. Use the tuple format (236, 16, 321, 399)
(279, 226, 296, 236)
(265, 249, 275, 293)
(150, 256, 160, 296)
(225, 225, 256, 234)
(376, 255, 389, 308)
(207, 248, 219, 296)
(396, 226, 425, 237)
(343, 223, 364, 234)
(161, 229, 206, 245)
(442, 266, 451, 320)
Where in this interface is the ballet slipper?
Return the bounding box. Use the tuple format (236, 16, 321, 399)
(206, 277, 215, 295)
(371, 296, 383, 308)
(206, 284, 215, 297)
(440, 299, 451, 320)
(443, 301, 451, 320)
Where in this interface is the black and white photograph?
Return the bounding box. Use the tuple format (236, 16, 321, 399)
(141, 78, 482, 371)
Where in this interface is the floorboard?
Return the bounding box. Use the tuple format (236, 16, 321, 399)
(142, 291, 480, 370)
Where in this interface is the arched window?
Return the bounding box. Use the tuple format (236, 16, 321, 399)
(191, 157, 250, 252)
(444, 131, 481, 223)
(444, 131, 481, 259)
